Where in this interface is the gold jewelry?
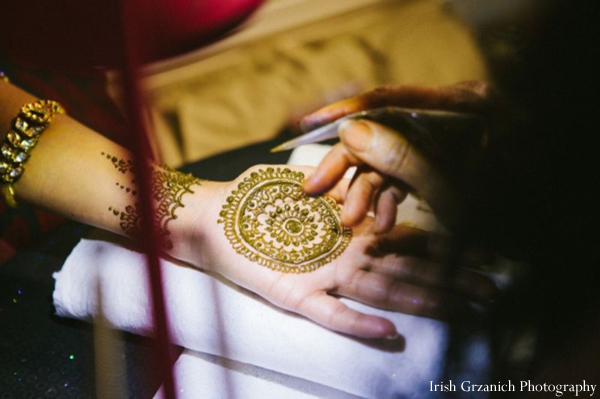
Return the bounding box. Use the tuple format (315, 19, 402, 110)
(218, 167, 352, 273)
(0, 71, 8, 83)
(0, 184, 18, 208)
(0, 99, 65, 207)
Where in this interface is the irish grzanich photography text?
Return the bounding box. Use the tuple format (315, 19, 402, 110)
(430, 380, 596, 397)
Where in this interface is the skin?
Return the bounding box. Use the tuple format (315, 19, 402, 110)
(1, 80, 497, 339)
(302, 81, 494, 233)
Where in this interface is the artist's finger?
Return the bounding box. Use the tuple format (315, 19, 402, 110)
(340, 169, 406, 232)
(339, 119, 457, 223)
(339, 120, 437, 189)
(321, 177, 351, 205)
(354, 81, 492, 114)
(374, 225, 493, 267)
(302, 143, 409, 219)
(247, 164, 351, 206)
(303, 142, 358, 196)
(373, 184, 406, 233)
(372, 255, 499, 302)
(333, 269, 473, 320)
(295, 293, 398, 339)
(300, 81, 493, 131)
(341, 166, 385, 227)
(367, 224, 432, 258)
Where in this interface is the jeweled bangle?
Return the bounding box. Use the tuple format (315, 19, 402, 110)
(0, 99, 65, 207)
(0, 184, 18, 208)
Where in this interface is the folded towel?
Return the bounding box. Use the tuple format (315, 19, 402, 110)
(53, 238, 489, 398)
(153, 349, 362, 399)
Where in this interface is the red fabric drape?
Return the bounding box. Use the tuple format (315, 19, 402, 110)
(0, 0, 265, 71)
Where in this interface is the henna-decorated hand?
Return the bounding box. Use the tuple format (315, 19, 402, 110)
(302, 81, 494, 232)
(173, 165, 497, 339)
(0, 78, 496, 339)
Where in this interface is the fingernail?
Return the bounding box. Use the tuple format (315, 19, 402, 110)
(339, 120, 373, 152)
(386, 333, 399, 340)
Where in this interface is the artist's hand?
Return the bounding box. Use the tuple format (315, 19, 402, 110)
(302, 81, 493, 232)
(174, 165, 497, 339)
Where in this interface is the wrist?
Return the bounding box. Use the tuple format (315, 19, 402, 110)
(166, 179, 225, 269)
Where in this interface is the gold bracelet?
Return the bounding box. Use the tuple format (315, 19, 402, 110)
(0, 185, 18, 208)
(0, 99, 65, 207)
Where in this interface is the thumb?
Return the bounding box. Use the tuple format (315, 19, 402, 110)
(339, 119, 445, 201)
(340, 119, 460, 228)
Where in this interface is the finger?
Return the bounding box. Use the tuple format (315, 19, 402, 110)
(321, 177, 351, 204)
(339, 119, 437, 190)
(349, 81, 493, 115)
(333, 269, 474, 320)
(372, 225, 491, 267)
(247, 163, 351, 206)
(373, 184, 406, 234)
(300, 81, 493, 131)
(339, 119, 456, 219)
(295, 293, 398, 339)
(367, 222, 432, 258)
(303, 142, 358, 196)
(341, 166, 385, 227)
(300, 97, 367, 132)
(373, 255, 499, 302)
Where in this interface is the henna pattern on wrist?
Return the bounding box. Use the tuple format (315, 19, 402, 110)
(218, 167, 352, 273)
(102, 152, 202, 249)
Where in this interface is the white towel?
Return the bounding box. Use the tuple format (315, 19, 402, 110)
(153, 350, 362, 399)
(54, 238, 481, 398)
(52, 144, 489, 398)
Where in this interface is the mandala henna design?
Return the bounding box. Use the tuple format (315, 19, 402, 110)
(104, 153, 202, 249)
(218, 167, 352, 273)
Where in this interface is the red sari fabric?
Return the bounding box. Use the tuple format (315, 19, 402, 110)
(0, 0, 265, 263)
(0, 0, 264, 70)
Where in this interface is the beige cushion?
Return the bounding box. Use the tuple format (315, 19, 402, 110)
(143, 0, 488, 167)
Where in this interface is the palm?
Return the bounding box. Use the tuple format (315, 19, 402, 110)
(198, 166, 496, 339)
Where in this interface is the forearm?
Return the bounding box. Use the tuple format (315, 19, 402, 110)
(1, 82, 133, 230)
(1, 80, 211, 261)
